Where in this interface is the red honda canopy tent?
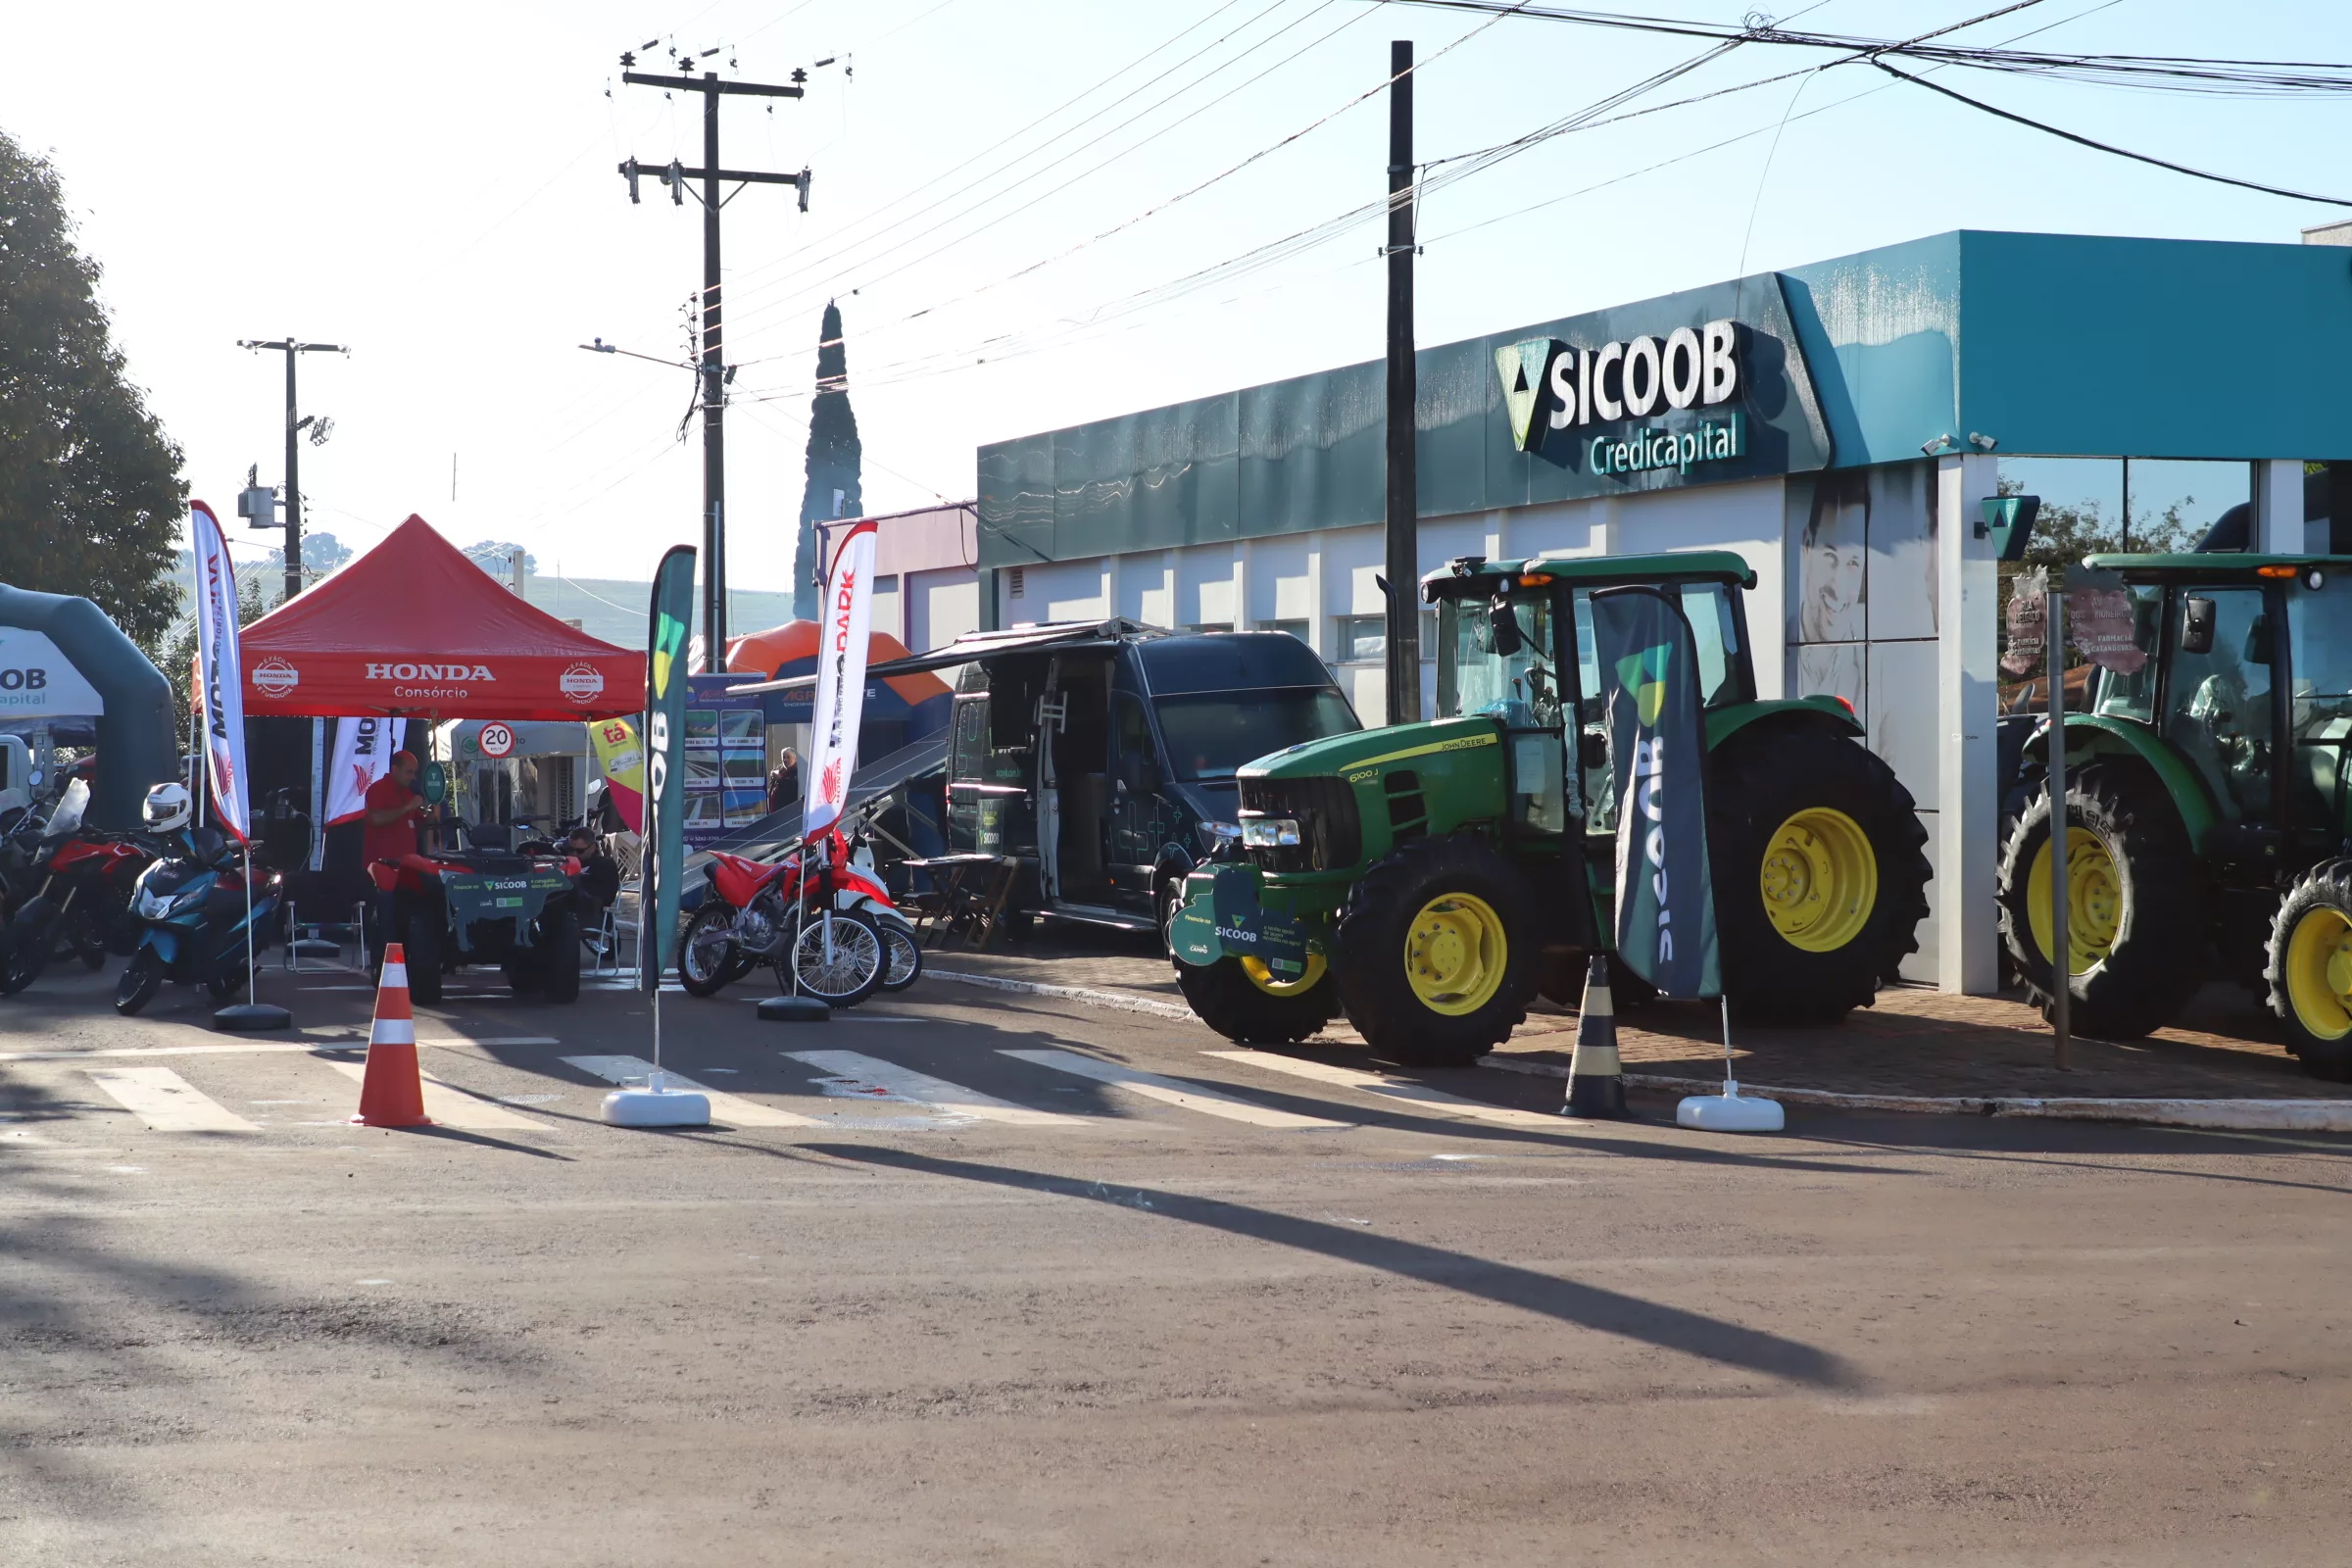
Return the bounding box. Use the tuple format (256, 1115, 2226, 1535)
(238, 515, 642, 721)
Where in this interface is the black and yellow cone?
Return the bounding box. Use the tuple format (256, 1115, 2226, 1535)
(1564, 954, 1632, 1120)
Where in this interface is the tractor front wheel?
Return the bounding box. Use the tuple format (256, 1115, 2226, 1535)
(1332, 836, 1534, 1068)
(1173, 953, 1337, 1046)
(2266, 861, 2352, 1081)
(1997, 762, 2202, 1040)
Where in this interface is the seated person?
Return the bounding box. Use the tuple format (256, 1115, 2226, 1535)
(566, 825, 621, 918)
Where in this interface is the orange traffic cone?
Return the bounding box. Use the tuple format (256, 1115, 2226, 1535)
(350, 942, 432, 1128)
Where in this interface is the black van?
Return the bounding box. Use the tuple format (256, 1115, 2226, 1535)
(944, 623, 1360, 934)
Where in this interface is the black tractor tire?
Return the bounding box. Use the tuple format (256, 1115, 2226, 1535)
(1709, 725, 1932, 1025)
(400, 900, 446, 1006)
(1173, 955, 1338, 1046)
(502, 956, 543, 997)
(1997, 762, 2203, 1040)
(114, 948, 164, 1016)
(2265, 860, 2352, 1082)
(677, 902, 739, 998)
(1331, 835, 1535, 1068)
(541, 906, 582, 1004)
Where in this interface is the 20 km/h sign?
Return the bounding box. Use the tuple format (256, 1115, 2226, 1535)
(478, 722, 515, 759)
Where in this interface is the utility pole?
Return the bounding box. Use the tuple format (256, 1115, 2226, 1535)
(617, 53, 811, 662)
(1383, 40, 1421, 725)
(235, 337, 347, 601)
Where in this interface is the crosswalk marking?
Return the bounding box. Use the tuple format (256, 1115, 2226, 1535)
(562, 1055, 822, 1127)
(318, 1059, 549, 1131)
(0, 1037, 559, 1064)
(82, 1067, 257, 1133)
(1206, 1051, 1570, 1129)
(784, 1050, 1087, 1127)
(1002, 1049, 1350, 1130)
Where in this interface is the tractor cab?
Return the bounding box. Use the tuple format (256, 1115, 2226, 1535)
(2002, 553, 2352, 1070)
(2069, 555, 2352, 865)
(1427, 552, 1758, 849)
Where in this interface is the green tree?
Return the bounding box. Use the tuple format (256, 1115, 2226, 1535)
(793, 300, 862, 622)
(156, 568, 270, 755)
(0, 129, 185, 644)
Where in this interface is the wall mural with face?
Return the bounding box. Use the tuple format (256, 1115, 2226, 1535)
(1785, 461, 1939, 807)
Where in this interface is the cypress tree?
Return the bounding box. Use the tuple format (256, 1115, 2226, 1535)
(793, 300, 862, 620)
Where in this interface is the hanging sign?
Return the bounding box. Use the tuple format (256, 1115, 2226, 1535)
(324, 715, 394, 825)
(803, 518, 879, 837)
(1590, 585, 1721, 1000)
(640, 545, 697, 993)
(589, 715, 645, 833)
(189, 501, 252, 841)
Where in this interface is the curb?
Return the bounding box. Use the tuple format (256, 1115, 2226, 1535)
(1481, 1055, 2352, 1134)
(920, 970, 2352, 1136)
(927, 969, 1195, 1021)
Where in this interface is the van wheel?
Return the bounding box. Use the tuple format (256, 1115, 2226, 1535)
(1332, 835, 1533, 1068)
(1174, 954, 1336, 1045)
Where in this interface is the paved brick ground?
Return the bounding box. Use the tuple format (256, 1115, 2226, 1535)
(922, 928, 2342, 1102)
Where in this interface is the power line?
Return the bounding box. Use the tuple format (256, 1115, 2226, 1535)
(1874, 59, 2352, 204)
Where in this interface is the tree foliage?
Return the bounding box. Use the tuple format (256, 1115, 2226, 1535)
(0, 129, 185, 645)
(158, 569, 270, 755)
(793, 300, 862, 622)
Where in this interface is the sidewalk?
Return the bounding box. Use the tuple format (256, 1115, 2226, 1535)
(924, 935, 2338, 1103)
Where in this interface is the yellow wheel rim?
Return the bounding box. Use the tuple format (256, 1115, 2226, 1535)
(2283, 905, 2352, 1043)
(1242, 953, 1327, 997)
(1402, 892, 1507, 1016)
(1758, 808, 1878, 954)
(2026, 826, 2124, 977)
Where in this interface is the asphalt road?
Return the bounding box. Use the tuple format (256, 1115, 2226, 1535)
(1, 957, 2347, 1565)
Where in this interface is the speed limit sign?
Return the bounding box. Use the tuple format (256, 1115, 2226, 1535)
(478, 722, 515, 759)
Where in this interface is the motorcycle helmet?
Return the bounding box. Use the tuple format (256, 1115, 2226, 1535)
(142, 781, 192, 832)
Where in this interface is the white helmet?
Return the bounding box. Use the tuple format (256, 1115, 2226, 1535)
(142, 782, 192, 832)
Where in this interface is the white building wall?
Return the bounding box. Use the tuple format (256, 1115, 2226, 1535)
(906, 568, 979, 654)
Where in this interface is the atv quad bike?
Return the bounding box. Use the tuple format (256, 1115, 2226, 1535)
(368, 847, 585, 1005)
(1996, 553, 2352, 1079)
(1168, 551, 1932, 1067)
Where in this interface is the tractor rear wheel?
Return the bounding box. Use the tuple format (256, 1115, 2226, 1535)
(400, 897, 446, 1006)
(1173, 953, 1337, 1046)
(2266, 861, 2352, 1081)
(1332, 835, 1534, 1068)
(1709, 726, 1931, 1024)
(1997, 762, 2202, 1040)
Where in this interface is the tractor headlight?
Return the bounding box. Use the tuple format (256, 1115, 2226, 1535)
(1196, 821, 1242, 855)
(1239, 816, 1301, 849)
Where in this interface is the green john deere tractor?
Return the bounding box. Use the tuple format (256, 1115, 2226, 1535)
(1167, 551, 1932, 1067)
(1996, 553, 2352, 1079)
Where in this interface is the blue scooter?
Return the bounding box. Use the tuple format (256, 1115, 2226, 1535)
(115, 824, 285, 1016)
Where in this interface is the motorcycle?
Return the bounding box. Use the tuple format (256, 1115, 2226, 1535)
(0, 780, 154, 995)
(674, 830, 917, 1004)
(115, 821, 285, 1016)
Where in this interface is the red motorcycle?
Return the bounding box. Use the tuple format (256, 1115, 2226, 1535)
(0, 782, 156, 994)
(674, 831, 917, 1005)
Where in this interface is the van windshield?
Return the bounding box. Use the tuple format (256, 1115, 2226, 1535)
(1153, 688, 1359, 781)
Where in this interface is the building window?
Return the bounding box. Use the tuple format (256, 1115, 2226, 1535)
(1007, 566, 1025, 599)
(1333, 612, 1438, 663)
(1263, 619, 1309, 646)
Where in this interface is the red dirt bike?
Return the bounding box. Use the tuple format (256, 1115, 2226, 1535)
(674, 831, 918, 1005)
(0, 782, 156, 994)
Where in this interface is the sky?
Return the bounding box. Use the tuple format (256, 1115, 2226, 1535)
(9, 0, 2352, 600)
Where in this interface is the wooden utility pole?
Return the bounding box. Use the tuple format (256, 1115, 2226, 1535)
(1383, 39, 1420, 725)
(617, 59, 810, 661)
(234, 337, 346, 601)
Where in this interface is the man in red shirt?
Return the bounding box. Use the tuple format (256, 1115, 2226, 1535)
(364, 750, 424, 866)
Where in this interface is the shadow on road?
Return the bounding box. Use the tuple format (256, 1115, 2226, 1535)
(805, 1144, 1867, 1392)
